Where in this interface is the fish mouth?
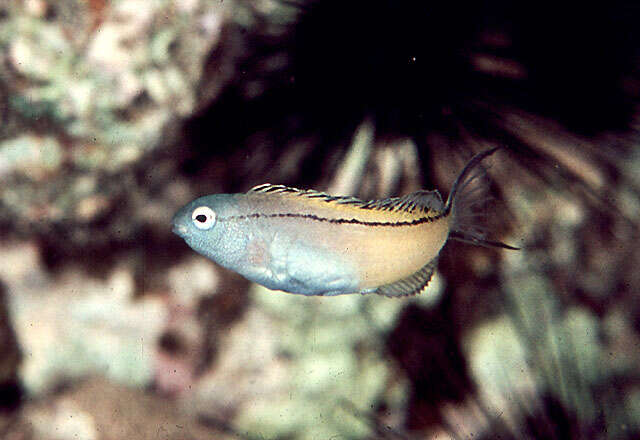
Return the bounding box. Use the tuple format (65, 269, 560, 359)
(172, 223, 188, 237)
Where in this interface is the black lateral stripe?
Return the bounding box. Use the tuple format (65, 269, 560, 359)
(221, 211, 444, 227)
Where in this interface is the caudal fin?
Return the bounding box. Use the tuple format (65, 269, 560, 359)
(444, 147, 519, 250)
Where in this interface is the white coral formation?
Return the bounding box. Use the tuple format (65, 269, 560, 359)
(1, 241, 167, 394)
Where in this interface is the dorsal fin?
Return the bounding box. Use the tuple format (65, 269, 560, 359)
(249, 183, 361, 205)
(373, 258, 438, 297)
(249, 183, 305, 195)
(394, 190, 444, 212)
(249, 184, 444, 215)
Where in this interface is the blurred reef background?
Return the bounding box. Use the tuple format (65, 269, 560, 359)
(0, 0, 639, 439)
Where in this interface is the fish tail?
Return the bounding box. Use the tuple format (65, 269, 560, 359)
(444, 147, 519, 250)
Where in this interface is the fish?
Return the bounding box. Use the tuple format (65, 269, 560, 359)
(172, 147, 517, 297)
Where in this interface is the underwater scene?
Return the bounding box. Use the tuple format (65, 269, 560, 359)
(0, 1, 639, 439)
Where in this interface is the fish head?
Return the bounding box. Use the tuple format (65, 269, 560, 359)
(172, 194, 235, 261)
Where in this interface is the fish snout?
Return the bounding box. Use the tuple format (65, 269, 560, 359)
(172, 222, 189, 238)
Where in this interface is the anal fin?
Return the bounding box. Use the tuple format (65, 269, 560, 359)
(373, 258, 438, 298)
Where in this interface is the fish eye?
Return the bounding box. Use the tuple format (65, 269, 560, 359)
(191, 206, 216, 230)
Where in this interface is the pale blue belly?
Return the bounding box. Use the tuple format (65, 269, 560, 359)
(239, 231, 360, 296)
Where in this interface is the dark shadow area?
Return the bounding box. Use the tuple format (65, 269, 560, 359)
(39, 224, 195, 294)
(521, 394, 579, 440)
(184, 0, 638, 188)
(484, 0, 639, 135)
(0, 381, 23, 413)
(0, 282, 22, 413)
(196, 273, 251, 374)
(386, 303, 474, 430)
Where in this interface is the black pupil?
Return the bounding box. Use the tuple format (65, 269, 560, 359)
(195, 214, 208, 223)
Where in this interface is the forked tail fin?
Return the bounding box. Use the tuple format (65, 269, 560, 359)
(444, 147, 519, 250)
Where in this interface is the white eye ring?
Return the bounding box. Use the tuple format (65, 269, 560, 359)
(191, 206, 216, 230)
